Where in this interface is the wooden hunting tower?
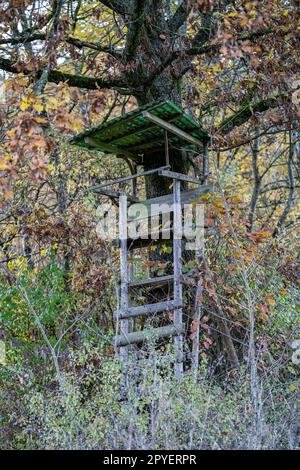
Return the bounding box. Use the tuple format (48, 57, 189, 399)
(71, 101, 210, 379)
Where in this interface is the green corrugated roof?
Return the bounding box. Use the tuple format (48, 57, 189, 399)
(70, 100, 208, 158)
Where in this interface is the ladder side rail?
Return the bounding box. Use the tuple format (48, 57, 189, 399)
(173, 179, 184, 379)
(191, 250, 204, 372)
(118, 193, 129, 363)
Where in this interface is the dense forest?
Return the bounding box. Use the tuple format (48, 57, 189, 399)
(0, 0, 299, 451)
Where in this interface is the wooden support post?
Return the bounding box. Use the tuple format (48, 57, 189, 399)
(118, 193, 129, 364)
(191, 250, 204, 372)
(173, 179, 184, 379)
(128, 251, 135, 335)
(164, 130, 170, 166)
(158, 170, 203, 186)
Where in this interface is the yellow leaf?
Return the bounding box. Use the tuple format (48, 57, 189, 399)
(33, 101, 44, 113)
(20, 97, 31, 111)
(279, 290, 288, 296)
(35, 116, 48, 124)
(45, 96, 60, 111)
(266, 296, 276, 306)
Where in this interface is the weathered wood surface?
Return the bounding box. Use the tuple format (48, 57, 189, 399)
(142, 111, 203, 147)
(158, 169, 203, 186)
(95, 165, 170, 190)
(173, 179, 184, 379)
(91, 187, 139, 202)
(84, 136, 135, 158)
(114, 299, 183, 319)
(118, 193, 129, 362)
(114, 323, 186, 347)
(113, 226, 215, 250)
(113, 229, 174, 250)
(127, 186, 210, 222)
(128, 274, 174, 289)
(191, 253, 204, 371)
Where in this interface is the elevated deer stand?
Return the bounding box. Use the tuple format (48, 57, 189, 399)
(71, 101, 210, 379)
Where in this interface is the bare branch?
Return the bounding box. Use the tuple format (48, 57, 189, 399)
(0, 34, 122, 59)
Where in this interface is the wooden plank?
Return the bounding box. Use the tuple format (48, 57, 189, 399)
(89, 101, 174, 142)
(165, 130, 169, 166)
(113, 236, 173, 250)
(113, 227, 174, 250)
(114, 323, 186, 347)
(96, 165, 170, 190)
(127, 236, 172, 251)
(128, 186, 210, 222)
(128, 251, 135, 340)
(142, 111, 204, 147)
(84, 136, 135, 158)
(113, 227, 214, 250)
(91, 187, 139, 202)
(117, 193, 129, 362)
(158, 169, 203, 185)
(191, 251, 204, 372)
(108, 113, 182, 145)
(173, 179, 184, 380)
(129, 274, 174, 289)
(114, 299, 183, 319)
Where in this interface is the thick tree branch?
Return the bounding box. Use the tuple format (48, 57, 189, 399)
(188, 27, 276, 56)
(218, 94, 287, 135)
(33, 0, 64, 93)
(100, 0, 128, 15)
(0, 33, 122, 59)
(123, 0, 148, 62)
(0, 56, 128, 92)
(146, 27, 283, 88)
(190, 11, 216, 47)
(167, 0, 192, 33)
(65, 37, 122, 59)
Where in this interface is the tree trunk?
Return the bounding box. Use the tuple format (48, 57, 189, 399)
(136, 76, 189, 198)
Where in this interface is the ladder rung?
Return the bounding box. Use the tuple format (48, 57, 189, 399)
(114, 323, 185, 347)
(114, 299, 183, 319)
(128, 274, 174, 289)
(113, 227, 214, 250)
(113, 229, 174, 250)
(128, 186, 210, 222)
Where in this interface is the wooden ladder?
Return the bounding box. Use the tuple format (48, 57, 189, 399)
(113, 178, 185, 379)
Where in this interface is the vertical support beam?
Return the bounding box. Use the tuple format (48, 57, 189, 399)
(164, 130, 170, 166)
(191, 204, 205, 372)
(173, 179, 184, 379)
(191, 250, 204, 372)
(119, 193, 129, 364)
(128, 251, 135, 335)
